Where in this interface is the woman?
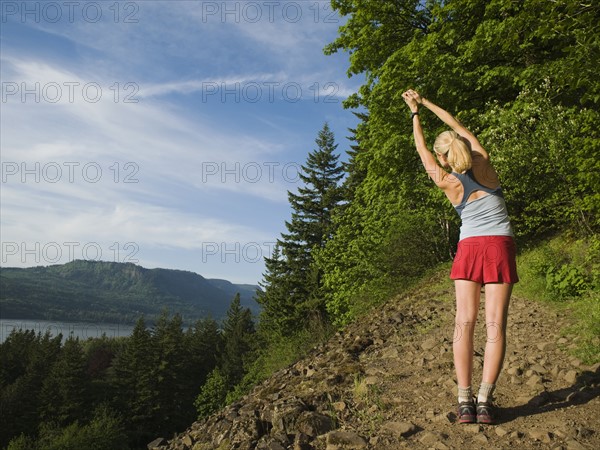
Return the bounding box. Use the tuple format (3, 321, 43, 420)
(402, 89, 518, 424)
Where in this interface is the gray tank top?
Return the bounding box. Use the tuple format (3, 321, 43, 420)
(452, 170, 514, 240)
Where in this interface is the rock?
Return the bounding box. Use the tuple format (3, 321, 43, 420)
(382, 347, 399, 358)
(381, 421, 416, 437)
(527, 374, 543, 386)
(364, 376, 378, 385)
(564, 370, 578, 384)
(296, 411, 335, 437)
(576, 427, 594, 439)
(268, 442, 286, 450)
(325, 431, 368, 450)
(531, 363, 547, 374)
(495, 426, 508, 437)
(570, 358, 582, 367)
(507, 367, 522, 376)
(419, 431, 447, 446)
(147, 438, 167, 450)
(566, 439, 586, 450)
(304, 365, 316, 377)
(464, 424, 481, 434)
(537, 342, 555, 351)
(433, 412, 452, 423)
(510, 431, 525, 440)
(294, 433, 311, 450)
(421, 337, 438, 350)
(182, 435, 193, 447)
(529, 429, 552, 443)
(332, 401, 346, 412)
(271, 398, 309, 435)
(472, 434, 488, 444)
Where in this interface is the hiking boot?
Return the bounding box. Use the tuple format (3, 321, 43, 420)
(457, 400, 476, 423)
(476, 401, 497, 424)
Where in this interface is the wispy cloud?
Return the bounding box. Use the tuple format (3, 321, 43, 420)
(0, 1, 359, 283)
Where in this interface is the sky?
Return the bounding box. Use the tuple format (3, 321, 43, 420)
(0, 0, 364, 285)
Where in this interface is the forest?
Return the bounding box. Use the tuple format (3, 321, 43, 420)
(1, 0, 598, 448)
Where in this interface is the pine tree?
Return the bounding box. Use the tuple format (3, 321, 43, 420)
(39, 336, 90, 427)
(257, 123, 344, 336)
(219, 293, 255, 388)
(111, 317, 159, 446)
(153, 312, 187, 434)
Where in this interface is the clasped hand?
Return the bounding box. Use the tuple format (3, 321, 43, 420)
(402, 89, 423, 111)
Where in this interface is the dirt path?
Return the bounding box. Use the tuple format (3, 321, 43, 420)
(156, 271, 600, 450)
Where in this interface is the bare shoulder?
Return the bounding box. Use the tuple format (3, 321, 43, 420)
(471, 153, 500, 188)
(439, 171, 463, 205)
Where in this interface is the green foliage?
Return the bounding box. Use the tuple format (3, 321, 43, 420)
(194, 368, 228, 419)
(34, 406, 128, 450)
(0, 331, 62, 447)
(0, 260, 259, 325)
(40, 336, 90, 426)
(229, 320, 334, 403)
(1, 312, 223, 449)
(219, 294, 256, 388)
(480, 89, 600, 239)
(546, 264, 589, 300)
(514, 235, 599, 364)
(319, 0, 600, 327)
(257, 123, 345, 337)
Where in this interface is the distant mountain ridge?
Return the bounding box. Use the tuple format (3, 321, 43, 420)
(0, 260, 260, 325)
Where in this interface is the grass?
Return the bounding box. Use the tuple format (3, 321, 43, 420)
(351, 374, 387, 434)
(513, 234, 599, 364)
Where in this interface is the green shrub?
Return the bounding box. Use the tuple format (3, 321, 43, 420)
(546, 264, 589, 300)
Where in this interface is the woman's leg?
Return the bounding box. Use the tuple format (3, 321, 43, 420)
(453, 280, 482, 389)
(481, 282, 513, 384)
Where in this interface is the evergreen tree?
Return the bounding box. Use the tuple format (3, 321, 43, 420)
(153, 312, 188, 434)
(183, 317, 221, 419)
(219, 293, 255, 387)
(40, 336, 90, 427)
(110, 317, 159, 446)
(257, 123, 344, 336)
(0, 331, 62, 447)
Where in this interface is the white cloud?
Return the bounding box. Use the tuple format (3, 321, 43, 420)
(0, 2, 359, 283)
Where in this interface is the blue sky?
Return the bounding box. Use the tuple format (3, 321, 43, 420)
(0, 1, 363, 285)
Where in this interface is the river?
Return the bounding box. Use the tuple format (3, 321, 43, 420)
(0, 319, 135, 343)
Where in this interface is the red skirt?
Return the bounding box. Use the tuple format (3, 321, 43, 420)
(450, 236, 519, 284)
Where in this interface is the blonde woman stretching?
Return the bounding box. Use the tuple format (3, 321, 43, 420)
(402, 89, 518, 424)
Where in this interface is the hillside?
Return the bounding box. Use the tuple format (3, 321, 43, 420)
(153, 270, 600, 450)
(0, 260, 260, 324)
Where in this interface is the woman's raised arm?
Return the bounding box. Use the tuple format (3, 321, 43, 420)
(412, 92, 489, 161)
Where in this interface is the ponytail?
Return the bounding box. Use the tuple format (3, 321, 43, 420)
(434, 130, 472, 173)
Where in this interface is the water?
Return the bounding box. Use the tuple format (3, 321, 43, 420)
(0, 319, 135, 343)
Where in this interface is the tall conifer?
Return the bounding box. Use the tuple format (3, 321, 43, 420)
(258, 123, 344, 336)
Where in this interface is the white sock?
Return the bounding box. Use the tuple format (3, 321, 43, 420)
(477, 382, 496, 403)
(458, 385, 472, 403)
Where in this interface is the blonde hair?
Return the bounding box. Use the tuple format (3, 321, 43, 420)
(433, 130, 472, 173)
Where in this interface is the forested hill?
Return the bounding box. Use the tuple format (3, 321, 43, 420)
(0, 260, 260, 324)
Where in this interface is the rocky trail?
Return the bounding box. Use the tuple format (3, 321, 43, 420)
(154, 271, 600, 450)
